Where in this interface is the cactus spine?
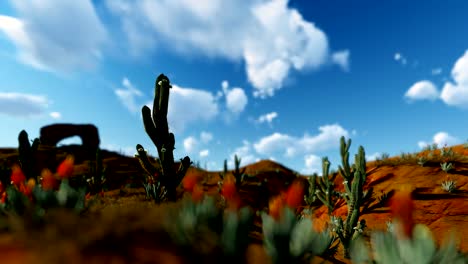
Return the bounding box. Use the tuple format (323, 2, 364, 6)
(136, 74, 192, 202)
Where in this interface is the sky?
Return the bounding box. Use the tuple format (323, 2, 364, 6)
(0, 0, 468, 174)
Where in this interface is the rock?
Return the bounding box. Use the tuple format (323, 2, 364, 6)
(40, 123, 100, 154)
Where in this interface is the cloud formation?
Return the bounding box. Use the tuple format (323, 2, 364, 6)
(0, 0, 107, 73)
(404, 80, 439, 102)
(115, 78, 144, 112)
(0, 92, 50, 118)
(331, 50, 350, 72)
(417, 131, 461, 149)
(440, 50, 468, 108)
(105, 0, 334, 98)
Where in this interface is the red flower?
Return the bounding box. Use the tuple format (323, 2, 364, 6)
(285, 180, 304, 209)
(56, 155, 74, 178)
(269, 195, 285, 220)
(19, 178, 35, 200)
(10, 164, 26, 186)
(182, 173, 199, 192)
(191, 184, 204, 203)
(221, 174, 237, 200)
(0, 192, 6, 204)
(0, 181, 4, 193)
(41, 168, 58, 191)
(390, 186, 415, 239)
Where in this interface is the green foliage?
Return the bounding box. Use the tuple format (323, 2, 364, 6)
(441, 180, 457, 193)
(261, 207, 335, 264)
(351, 223, 466, 264)
(83, 148, 107, 194)
(314, 157, 338, 215)
(135, 74, 192, 202)
(440, 162, 454, 173)
(303, 173, 317, 206)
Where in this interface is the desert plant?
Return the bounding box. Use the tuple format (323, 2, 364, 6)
(334, 136, 371, 259)
(83, 148, 107, 194)
(135, 74, 192, 202)
(440, 162, 454, 173)
(441, 180, 457, 193)
(303, 173, 317, 206)
(314, 157, 338, 215)
(17, 130, 40, 181)
(417, 156, 427, 167)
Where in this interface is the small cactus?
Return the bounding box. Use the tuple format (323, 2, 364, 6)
(441, 180, 457, 193)
(440, 162, 454, 173)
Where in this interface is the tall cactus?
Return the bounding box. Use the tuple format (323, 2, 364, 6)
(18, 130, 40, 181)
(315, 157, 338, 215)
(333, 136, 368, 259)
(232, 154, 247, 189)
(136, 74, 192, 202)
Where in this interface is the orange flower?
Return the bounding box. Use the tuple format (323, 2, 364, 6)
(390, 186, 415, 239)
(57, 155, 74, 178)
(10, 164, 26, 186)
(191, 184, 204, 203)
(269, 195, 285, 220)
(221, 174, 237, 200)
(0, 181, 4, 193)
(284, 180, 304, 209)
(0, 192, 6, 204)
(19, 179, 35, 200)
(41, 168, 58, 191)
(182, 173, 199, 192)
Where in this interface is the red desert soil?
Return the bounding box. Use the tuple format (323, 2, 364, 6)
(0, 144, 467, 263)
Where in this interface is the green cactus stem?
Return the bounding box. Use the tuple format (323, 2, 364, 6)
(315, 157, 338, 215)
(136, 74, 192, 202)
(232, 154, 247, 189)
(18, 130, 40, 181)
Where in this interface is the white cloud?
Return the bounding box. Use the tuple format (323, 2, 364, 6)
(0, 92, 49, 117)
(418, 132, 460, 149)
(200, 131, 213, 143)
(253, 124, 350, 157)
(228, 140, 258, 168)
(0, 1, 107, 73)
(394, 52, 407, 65)
(431, 68, 442, 75)
(257, 112, 278, 126)
(49, 111, 61, 119)
(440, 50, 468, 108)
(105, 0, 335, 98)
(331, 50, 350, 72)
(183, 136, 198, 154)
(302, 154, 321, 174)
(366, 152, 381, 162)
(199, 149, 209, 158)
(404, 80, 439, 102)
(152, 84, 219, 134)
(115, 77, 144, 112)
(221, 81, 248, 114)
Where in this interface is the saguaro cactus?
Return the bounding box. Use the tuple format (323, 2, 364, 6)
(136, 74, 192, 202)
(18, 130, 40, 181)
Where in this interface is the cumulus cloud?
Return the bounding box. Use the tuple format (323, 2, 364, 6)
(331, 50, 350, 72)
(183, 131, 214, 156)
(302, 154, 321, 174)
(105, 0, 334, 98)
(394, 52, 407, 65)
(256, 111, 278, 126)
(404, 80, 439, 102)
(221, 81, 248, 114)
(228, 140, 259, 168)
(146, 85, 218, 133)
(115, 77, 144, 112)
(49, 111, 61, 119)
(366, 152, 381, 162)
(440, 50, 468, 108)
(199, 149, 209, 158)
(0, 92, 50, 118)
(418, 132, 461, 149)
(253, 124, 349, 157)
(0, 1, 107, 73)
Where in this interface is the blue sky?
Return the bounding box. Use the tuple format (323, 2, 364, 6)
(1, 0, 468, 174)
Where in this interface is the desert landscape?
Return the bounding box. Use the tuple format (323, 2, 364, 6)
(0, 126, 467, 263)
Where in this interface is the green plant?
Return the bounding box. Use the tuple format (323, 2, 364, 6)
(262, 207, 334, 264)
(232, 154, 247, 190)
(135, 74, 192, 202)
(314, 157, 338, 215)
(334, 136, 370, 259)
(417, 156, 427, 167)
(83, 148, 107, 194)
(303, 173, 317, 206)
(441, 180, 457, 193)
(351, 224, 466, 264)
(440, 162, 454, 173)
